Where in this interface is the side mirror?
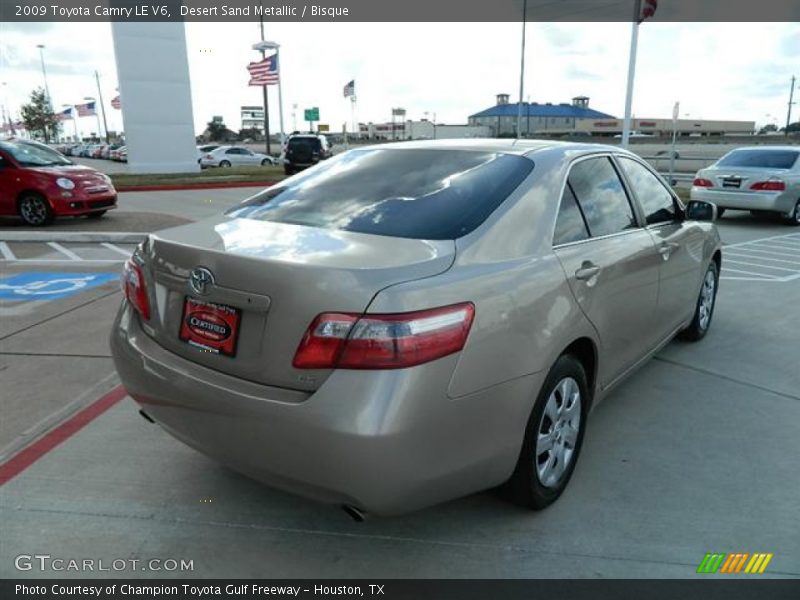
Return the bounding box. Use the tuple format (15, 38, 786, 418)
(686, 200, 717, 222)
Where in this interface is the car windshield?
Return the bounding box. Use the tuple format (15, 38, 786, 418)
(0, 141, 72, 167)
(717, 149, 799, 169)
(226, 148, 534, 240)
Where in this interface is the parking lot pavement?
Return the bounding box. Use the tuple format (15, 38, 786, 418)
(117, 186, 264, 221)
(1, 219, 798, 579)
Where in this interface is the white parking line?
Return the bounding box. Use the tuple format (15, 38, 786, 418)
(0, 242, 16, 261)
(100, 242, 133, 257)
(47, 242, 83, 261)
(725, 259, 798, 273)
(725, 252, 799, 265)
(722, 233, 800, 283)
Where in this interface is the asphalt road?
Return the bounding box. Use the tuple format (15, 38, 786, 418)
(1, 190, 798, 579)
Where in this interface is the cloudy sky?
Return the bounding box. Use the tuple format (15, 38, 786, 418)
(1, 21, 797, 137)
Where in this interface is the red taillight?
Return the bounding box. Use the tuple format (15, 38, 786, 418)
(122, 258, 150, 320)
(293, 303, 475, 370)
(750, 180, 785, 191)
(693, 178, 714, 187)
(205, 154, 213, 159)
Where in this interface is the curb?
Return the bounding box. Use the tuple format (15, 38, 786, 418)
(0, 231, 147, 244)
(116, 180, 277, 193)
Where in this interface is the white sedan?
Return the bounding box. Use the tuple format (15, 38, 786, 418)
(199, 146, 276, 168)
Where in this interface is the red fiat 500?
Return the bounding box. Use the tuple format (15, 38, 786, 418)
(0, 139, 118, 226)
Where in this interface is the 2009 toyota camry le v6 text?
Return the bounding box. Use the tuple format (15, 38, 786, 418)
(110, 140, 722, 517)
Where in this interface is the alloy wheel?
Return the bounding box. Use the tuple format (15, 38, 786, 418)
(19, 196, 50, 226)
(535, 377, 582, 488)
(698, 268, 716, 331)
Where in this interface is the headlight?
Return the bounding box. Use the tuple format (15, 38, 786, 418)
(56, 177, 75, 190)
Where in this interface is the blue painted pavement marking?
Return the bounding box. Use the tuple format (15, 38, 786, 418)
(0, 272, 119, 301)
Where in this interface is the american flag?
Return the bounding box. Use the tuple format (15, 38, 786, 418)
(76, 101, 96, 117)
(639, 0, 657, 22)
(57, 107, 74, 121)
(111, 95, 122, 109)
(343, 80, 355, 98)
(247, 55, 279, 86)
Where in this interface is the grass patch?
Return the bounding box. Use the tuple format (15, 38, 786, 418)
(111, 165, 285, 188)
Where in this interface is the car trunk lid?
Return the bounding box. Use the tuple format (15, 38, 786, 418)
(141, 216, 455, 391)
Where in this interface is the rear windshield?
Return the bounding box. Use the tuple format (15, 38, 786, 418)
(717, 149, 799, 169)
(226, 149, 534, 240)
(288, 137, 322, 151)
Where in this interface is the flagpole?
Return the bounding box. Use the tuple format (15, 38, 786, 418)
(95, 71, 110, 143)
(516, 0, 527, 139)
(259, 5, 271, 156)
(274, 46, 285, 151)
(621, 0, 642, 148)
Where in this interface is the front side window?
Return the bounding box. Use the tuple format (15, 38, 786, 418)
(617, 157, 677, 225)
(226, 149, 534, 240)
(567, 157, 637, 237)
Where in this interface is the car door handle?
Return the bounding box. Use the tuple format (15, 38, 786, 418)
(658, 242, 680, 259)
(575, 263, 601, 281)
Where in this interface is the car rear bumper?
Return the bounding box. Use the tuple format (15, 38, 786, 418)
(690, 188, 795, 213)
(110, 304, 538, 515)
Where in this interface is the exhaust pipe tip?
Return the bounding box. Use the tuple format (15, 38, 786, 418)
(139, 409, 155, 424)
(342, 504, 367, 522)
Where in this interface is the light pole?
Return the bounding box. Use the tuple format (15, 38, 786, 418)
(252, 40, 285, 152)
(83, 96, 103, 141)
(36, 44, 51, 101)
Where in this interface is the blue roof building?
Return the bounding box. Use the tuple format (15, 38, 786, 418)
(469, 94, 616, 137)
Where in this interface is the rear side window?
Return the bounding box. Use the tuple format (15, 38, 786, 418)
(554, 184, 590, 245)
(567, 157, 637, 237)
(617, 157, 677, 225)
(226, 149, 534, 240)
(717, 150, 799, 169)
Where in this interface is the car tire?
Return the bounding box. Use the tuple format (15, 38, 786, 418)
(86, 210, 107, 219)
(783, 200, 800, 226)
(261, 159, 272, 166)
(679, 261, 719, 342)
(219, 160, 231, 168)
(18, 193, 54, 227)
(504, 354, 589, 510)
(716, 208, 725, 218)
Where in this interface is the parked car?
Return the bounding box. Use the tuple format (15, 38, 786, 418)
(199, 145, 275, 168)
(110, 140, 722, 516)
(691, 146, 800, 225)
(0, 139, 117, 226)
(197, 144, 220, 163)
(283, 133, 331, 175)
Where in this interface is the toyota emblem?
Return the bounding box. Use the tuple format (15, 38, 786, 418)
(189, 267, 215, 296)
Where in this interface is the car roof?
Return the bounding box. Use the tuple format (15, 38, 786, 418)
(724, 146, 800, 152)
(355, 138, 628, 159)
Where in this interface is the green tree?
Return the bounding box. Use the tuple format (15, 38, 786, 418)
(206, 117, 228, 142)
(758, 123, 778, 135)
(20, 88, 59, 142)
(786, 121, 800, 134)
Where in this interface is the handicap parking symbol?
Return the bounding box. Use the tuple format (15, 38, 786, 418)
(0, 272, 119, 301)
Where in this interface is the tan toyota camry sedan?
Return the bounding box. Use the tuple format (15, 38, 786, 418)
(110, 140, 722, 517)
